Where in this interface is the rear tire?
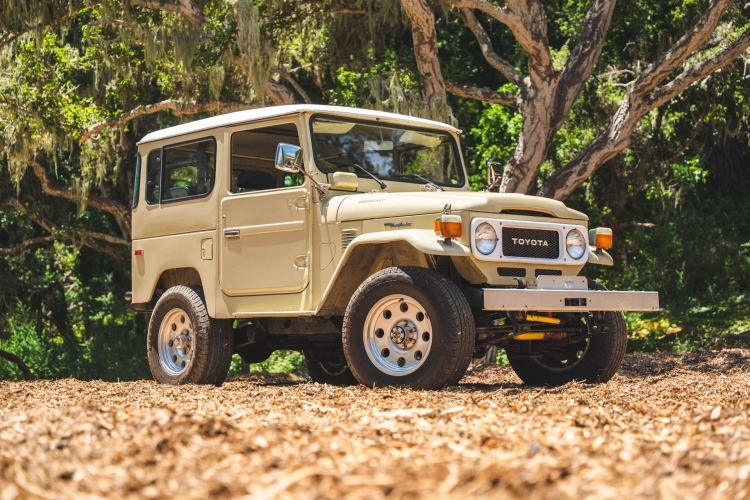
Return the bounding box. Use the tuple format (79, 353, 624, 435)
(507, 311, 627, 386)
(305, 353, 358, 386)
(342, 267, 475, 390)
(147, 286, 233, 386)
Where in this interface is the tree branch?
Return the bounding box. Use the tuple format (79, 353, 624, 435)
(4, 198, 55, 233)
(0, 0, 104, 47)
(445, 81, 521, 108)
(550, 0, 617, 134)
(85, 232, 130, 246)
(454, 0, 553, 72)
(646, 28, 750, 110)
(538, 2, 749, 201)
(1, 198, 126, 260)
(619, 222, 657, 228)
(274, 69, 313, 104)
(79, 100, 261, 145)
(129, 0, 206, 32)
(0, 349, 35, 380)
(264, 79, 298, 105)
(632, 0, 734, 96)
(28, 160, 132, 240)
(457, 9, 525, 87)
(81, 235, 127, 260)
(0, 236, 57, 255)
(87, 19, 138, 29)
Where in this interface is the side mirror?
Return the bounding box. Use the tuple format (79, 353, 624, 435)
(487, 161, 503, 191)
(275, 143, 302, 173)
(274, 142, 330, 201)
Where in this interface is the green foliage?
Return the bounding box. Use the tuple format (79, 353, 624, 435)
(227, 351, 307, 378)
(1, 0, 749, 381)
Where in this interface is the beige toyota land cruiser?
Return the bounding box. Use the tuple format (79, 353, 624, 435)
(128, 104, 659, 389)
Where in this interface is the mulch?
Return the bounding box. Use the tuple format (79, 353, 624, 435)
(1, 349, 749, 499)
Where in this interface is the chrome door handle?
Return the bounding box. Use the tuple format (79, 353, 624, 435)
(224, 230, 240, 238)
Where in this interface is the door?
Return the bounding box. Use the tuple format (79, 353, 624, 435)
(219, 121, 310, 296)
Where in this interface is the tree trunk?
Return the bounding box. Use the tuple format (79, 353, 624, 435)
(398, 0, 446, 105)
(498, 79, 557, 194)
(0, 349, 35, 380)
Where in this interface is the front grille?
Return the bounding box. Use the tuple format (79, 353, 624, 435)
(502, 227, 560, 259)
(497, 267, 526, 277)
(535, 269, 562, 276)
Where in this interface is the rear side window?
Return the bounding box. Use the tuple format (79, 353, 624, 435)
(146, 149, 161, 205)
(162, 138, 216, 202)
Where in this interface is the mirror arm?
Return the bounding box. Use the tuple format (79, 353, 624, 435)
(296, 165, 328, 200)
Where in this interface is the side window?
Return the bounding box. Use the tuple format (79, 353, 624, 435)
(162, 138, 216, 201)
(145, 149, 161, 205)
(231, 123, 303, 193)
(132, 153, 141, 208)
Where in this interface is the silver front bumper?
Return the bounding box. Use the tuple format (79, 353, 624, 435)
(483, 288, 659, 312)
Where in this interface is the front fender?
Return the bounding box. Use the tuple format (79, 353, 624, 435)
(315, 229, 470, 315)
(348, 229, 472, 257)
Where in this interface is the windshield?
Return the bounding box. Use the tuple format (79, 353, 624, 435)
(311, 117, 464, 187)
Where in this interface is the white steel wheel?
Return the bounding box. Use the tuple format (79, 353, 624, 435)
(157, 308, 195, 376)
(147, 285, 233, 386)
(363, 294, 433, 376)
(342, 266, 475, 390)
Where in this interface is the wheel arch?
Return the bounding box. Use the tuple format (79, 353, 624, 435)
(136, 267, 211, 314)
(316, 229, 471, 316)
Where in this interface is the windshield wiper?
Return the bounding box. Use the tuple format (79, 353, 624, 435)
(394, 173, 444, 191)
(351, 164, 387, 190)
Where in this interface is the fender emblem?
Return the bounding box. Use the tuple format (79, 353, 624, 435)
(384, 222, 413, 228)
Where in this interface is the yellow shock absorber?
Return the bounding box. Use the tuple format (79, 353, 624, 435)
(513, 332, 568, 341)
(525, 314, 561, 325)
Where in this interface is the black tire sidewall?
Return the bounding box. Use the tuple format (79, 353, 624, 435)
(508, 311, 627, 386)
(344, 268, 472, 389)
(147, 286, 227, 385)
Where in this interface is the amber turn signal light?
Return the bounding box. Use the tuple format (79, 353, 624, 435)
(588, 227, 613, 249)
(434, 214, 462, 239)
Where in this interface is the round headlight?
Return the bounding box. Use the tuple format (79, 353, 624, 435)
(566, 229, 586, 260)
(475, 223, 498, 255)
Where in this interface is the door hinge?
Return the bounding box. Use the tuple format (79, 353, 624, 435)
(294, 255, 308, 268)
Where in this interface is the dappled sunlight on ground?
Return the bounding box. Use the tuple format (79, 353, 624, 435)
(1, 350, 749, 499)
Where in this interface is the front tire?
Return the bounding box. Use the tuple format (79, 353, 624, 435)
(147, 285, 233, 386)
(507, 311, 627, 386)
(342, 267, 475, 390)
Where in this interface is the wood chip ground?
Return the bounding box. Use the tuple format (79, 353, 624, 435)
(1, 350, 749, 499)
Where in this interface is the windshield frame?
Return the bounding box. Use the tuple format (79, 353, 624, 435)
(308, 113, 466, 189)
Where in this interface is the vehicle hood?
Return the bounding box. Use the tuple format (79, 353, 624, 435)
(331, 191, 587, 222)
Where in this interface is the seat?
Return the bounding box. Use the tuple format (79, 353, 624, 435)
(236, 170, 277, 192)
(168, 186, 191, 199)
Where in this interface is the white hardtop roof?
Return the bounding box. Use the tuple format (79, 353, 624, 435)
(137, 104, 460, 145)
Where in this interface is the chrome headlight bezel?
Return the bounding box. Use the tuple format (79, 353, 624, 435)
(566, 229, 586, 260)
(474, 222, 498, 255)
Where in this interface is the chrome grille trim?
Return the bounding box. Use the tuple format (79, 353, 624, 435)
(469, 218, 589, 265)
